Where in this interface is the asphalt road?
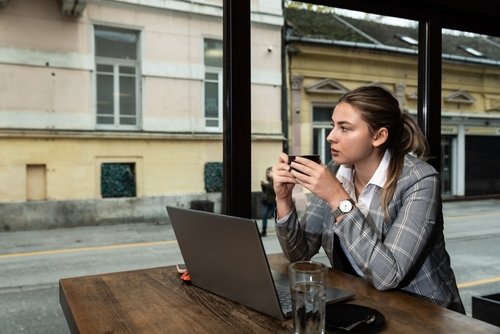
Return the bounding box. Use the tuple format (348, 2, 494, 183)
(1, 199, 500, 333)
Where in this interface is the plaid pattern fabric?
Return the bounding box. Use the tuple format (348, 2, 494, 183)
(275, 154, 465, 313)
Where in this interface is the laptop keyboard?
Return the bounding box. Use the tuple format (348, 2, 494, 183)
(276, 287, 293, 314)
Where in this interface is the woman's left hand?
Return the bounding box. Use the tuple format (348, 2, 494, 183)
(290, 157, 349, 205)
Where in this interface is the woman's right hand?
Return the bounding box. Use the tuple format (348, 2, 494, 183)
(271, 153, 297, 218)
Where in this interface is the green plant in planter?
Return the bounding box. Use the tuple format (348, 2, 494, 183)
(204, 162, 223, 192)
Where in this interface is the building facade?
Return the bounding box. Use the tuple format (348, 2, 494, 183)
(285, 7, 500, 198)
(0, 0, 284, 229)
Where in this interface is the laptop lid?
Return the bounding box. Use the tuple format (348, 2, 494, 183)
(166, 206, 354, 320)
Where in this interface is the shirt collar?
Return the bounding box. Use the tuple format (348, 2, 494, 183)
(336, 149, 391, 188)
(371, 149, 391, 187)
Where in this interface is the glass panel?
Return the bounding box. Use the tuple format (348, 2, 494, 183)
(97, 116, 114, 124)
(441, 136, 452, 195)
(286, 1, 419, 188)
(120, 67, 136, 75)
(119, 74, 136, 118)
(97, 73, 114, 121)
(204, 39, 223, 67)
(441, 29, 500, 198)
(95, 26, 138, 60)
(119, 117, 137, 125)
(204, 81, 218, 119)
(465, 136, 500, 196)
(205, 118, 219, 127)
(96, 64, 113, 73)
(313, 106, 333, 122)
(205, 72, 218, 81)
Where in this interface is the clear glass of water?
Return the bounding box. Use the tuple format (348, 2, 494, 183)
(289, 261, 328, 334)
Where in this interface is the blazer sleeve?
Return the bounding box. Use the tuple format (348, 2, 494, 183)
(275, 164, 340, 262)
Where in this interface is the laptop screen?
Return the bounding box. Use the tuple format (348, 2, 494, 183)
(166, 206, 286, 319)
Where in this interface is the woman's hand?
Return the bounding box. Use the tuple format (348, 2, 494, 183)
(271, 153, 297, 218)
(271, 153, 296, 199)
(290, 156, 349, 207)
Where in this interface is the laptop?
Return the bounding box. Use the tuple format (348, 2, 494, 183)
(166, 206, 354, 320)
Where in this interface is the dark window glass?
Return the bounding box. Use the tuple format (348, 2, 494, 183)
(441, 136, 453, 195)
(97, 73, 114, 117)
(312, 106, 333, 122)
(205, 81, 219, 119)
(204, 39, 223, 67)
(465, 136, 500, 196)
(95, 26, 138, 60)
(119, 74, 136, 118)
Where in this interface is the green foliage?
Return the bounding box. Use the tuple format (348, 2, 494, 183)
(101, 163, 136, 198)
(204, 162, 223, 193)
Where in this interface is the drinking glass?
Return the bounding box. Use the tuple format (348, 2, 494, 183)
(289, 261, 328, 334)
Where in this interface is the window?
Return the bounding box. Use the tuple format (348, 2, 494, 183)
(101, 163, 136, 198)
(95, 26, 140, 129)
(204, 39, 223, 130)
(312, 105, 334, 164)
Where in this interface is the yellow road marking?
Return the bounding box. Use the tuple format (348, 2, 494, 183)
(0, 240, 177, 259)
(2, 239, 499, 290)
(458, 276, 500, 289)
(445, 211, 500, 221)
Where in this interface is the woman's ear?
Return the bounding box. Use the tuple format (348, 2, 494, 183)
(372, 127, 389, 148)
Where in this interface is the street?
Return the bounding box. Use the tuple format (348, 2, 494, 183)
(1, 199, 500, 333)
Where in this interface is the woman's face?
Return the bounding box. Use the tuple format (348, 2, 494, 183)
(327, 102, 377, 166)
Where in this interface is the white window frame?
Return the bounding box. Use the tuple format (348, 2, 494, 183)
(203, 67, 223, 132)
(94, 26, 141, 130)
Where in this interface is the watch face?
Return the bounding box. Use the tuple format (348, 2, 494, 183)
(339, 200, 353, 213)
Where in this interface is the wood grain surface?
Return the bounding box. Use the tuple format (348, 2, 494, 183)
(59, 253, 500, 333)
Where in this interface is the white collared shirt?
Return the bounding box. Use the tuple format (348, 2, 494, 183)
(335, 149, 391, 276)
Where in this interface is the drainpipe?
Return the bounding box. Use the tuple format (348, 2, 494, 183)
(281, 20, 289, 153)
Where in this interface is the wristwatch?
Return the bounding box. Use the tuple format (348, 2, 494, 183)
(332, 199, 355, 220)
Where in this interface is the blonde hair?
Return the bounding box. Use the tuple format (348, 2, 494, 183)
(337, 85, 429, 217)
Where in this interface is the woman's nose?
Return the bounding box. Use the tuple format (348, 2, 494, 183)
(326, 128, 336, 143)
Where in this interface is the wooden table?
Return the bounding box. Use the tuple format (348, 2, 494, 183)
(59, 253, 499, 333)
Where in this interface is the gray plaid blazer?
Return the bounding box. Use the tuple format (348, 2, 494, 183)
(275, 154, 465, 313)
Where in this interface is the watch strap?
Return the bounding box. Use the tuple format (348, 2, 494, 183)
(332, 207, 343, 219)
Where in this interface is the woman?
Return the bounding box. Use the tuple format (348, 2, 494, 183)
(272, 85, 465, 313)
